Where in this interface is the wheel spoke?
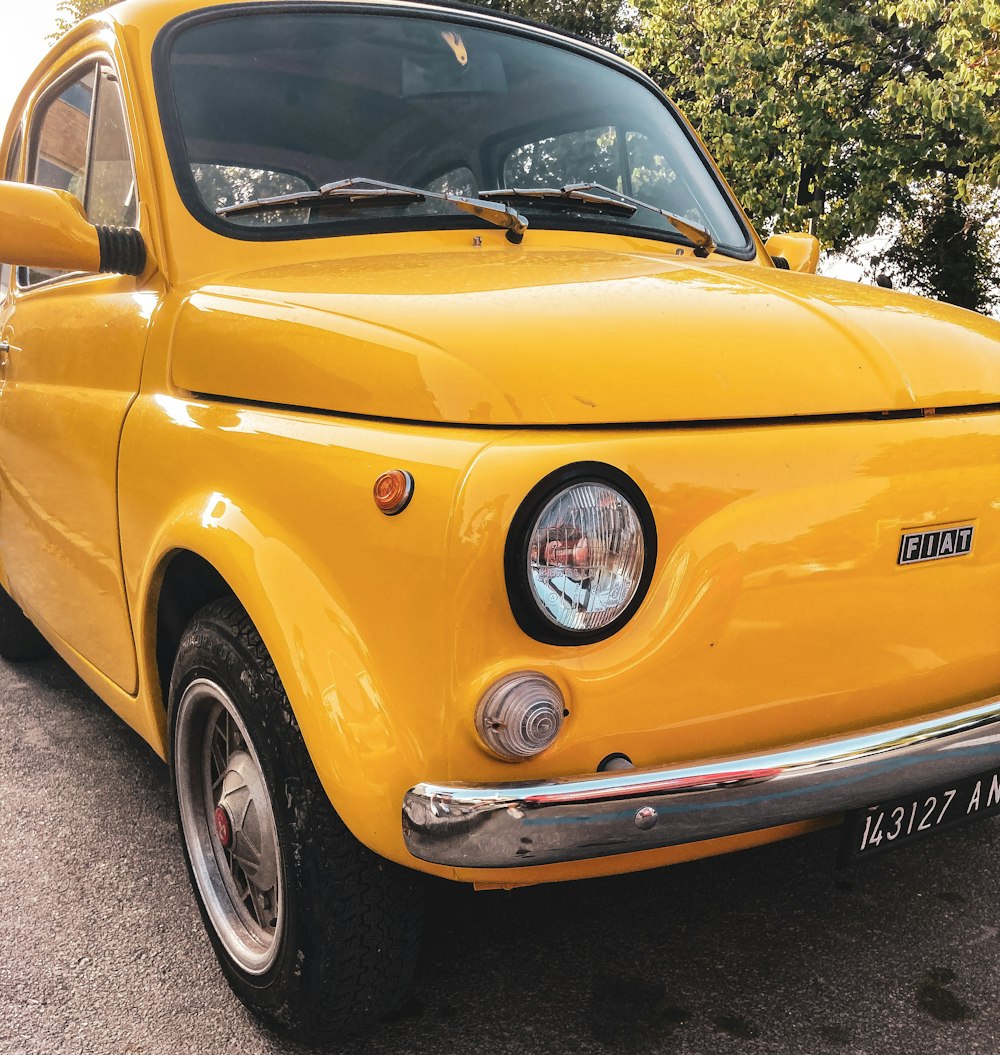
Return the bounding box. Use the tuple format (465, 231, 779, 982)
(176, 677, 283, 975)
(231, 858, 249, 898)
(245, 880, 266, 927)
(211, 734, 227, 780)
(241, 830, 261, 859)
(232, 845, 260, 871)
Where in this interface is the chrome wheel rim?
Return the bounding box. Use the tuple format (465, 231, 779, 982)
(174, 678, 283, 975)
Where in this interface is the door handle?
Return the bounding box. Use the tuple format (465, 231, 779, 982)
(0, 340, 8, 367)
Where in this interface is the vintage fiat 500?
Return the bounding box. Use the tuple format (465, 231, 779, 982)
(1, 0, 998, 1041)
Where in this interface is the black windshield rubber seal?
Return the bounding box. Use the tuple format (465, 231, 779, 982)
(151, 1, 756, 259)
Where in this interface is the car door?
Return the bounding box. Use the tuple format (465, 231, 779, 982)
(0, 59, 157, 694)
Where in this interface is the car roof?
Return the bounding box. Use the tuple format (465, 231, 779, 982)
(104, 0, 612, 57)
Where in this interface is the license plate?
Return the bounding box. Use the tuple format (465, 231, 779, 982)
(840, 767, 1000, 863)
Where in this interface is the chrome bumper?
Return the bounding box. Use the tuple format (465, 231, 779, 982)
(402, 696, 1000, 868)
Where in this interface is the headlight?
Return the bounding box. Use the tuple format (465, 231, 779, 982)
(505, 463, 656, 644)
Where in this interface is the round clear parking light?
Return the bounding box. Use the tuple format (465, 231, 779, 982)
(527, 482, 645, 633)
(475, 672, 565, 760)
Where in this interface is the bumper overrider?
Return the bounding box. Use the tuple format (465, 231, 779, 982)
(402, 696, 1000, 868)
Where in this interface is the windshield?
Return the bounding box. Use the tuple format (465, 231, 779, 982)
(156, 7, 752, 254)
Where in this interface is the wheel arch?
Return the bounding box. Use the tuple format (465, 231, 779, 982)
(131, 506, 413, 863)
(154, 549, 234, 720)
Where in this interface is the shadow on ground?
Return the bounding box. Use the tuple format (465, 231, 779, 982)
(1, 655, 997, 1055)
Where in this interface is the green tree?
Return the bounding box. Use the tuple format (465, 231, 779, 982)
(872, 178, 999, 312)
(480, 0, 632, 48)
(621, 0, 1000, 251)
(50, 0, 116, 42)
(56, 0, 632, 49)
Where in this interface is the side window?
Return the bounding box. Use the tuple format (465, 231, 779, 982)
(502, 125, 716, 233)
(1, 126, 22, 298)
(34, 68, 96, 199)
(626, 130, 702, 225)
(502, 126, 624, 190)
(422, 166, 477, 215)
(191, 163, 310, 226)
(426, 167, 476, 197)
(24, 67, 97, 286)
(23, 63, 138, 287)
(87, 71, 137, 229)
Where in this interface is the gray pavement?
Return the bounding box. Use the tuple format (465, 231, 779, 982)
(2, 653, 1000, 1055)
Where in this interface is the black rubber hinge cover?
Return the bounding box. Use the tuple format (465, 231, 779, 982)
(96, 225, 147, 276)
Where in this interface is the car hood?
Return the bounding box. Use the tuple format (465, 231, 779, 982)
(171, 242, 1000, 426)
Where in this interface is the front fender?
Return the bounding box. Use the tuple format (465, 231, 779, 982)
(118, 392, 494, 866)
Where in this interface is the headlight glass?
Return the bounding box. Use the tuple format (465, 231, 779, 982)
(527, 481, 645, 633)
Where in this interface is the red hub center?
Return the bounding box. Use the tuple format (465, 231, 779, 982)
(214, 805, 233, 849)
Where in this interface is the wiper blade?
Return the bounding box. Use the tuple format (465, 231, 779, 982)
(217, 181, 426, 216)
(574, 183, 716, 256)
(480, 186, 637, 218)
(483, 182, 716, 256)
(217, 177, 528, 243)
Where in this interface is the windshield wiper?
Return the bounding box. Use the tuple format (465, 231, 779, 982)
(478, 185, 638, 218)
(481, 183, 716, 256)
(217, 177, 528, 243)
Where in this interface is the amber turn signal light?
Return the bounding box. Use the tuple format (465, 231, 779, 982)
(373, 469, 414, 516)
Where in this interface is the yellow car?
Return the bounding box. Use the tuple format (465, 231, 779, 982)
(1, 0, 998, 1042)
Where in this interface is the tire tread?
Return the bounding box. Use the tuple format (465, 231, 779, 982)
(169, 597, 423, 1044)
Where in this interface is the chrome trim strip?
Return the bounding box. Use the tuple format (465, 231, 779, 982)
(402, 696, 1000, 868)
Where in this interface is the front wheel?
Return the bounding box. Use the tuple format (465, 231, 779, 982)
(168, 599, 423, 1042)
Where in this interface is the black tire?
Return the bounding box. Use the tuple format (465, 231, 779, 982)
(167, 598, 423, 1043)
(0, 583, 49, 662)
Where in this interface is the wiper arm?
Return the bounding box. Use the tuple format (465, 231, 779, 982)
(480, 186, 637, 218)
(572, 183, 716, 256)
(218, 183, 425, 215)
(217, 177, 528, 243)
(482, 182, 716, 256)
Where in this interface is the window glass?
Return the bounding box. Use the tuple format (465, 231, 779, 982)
(34, 67, 95, 199)
(423, 166, 477, 214)
(159, 11, 751, 252)
(22, 63, 140, 287)
(503, 126, 622, 189)
(26, 68, 96, 285)
(426, 167, 476, 197)
(87, 72, 137, 228)
(192, 163, 310, 226)
(501, 127, 713, 228)
(1, 127, 22, 298)
(627, 131, 703, 226)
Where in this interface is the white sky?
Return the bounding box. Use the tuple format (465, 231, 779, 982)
(820, 236, 892, 284)
(0, 1, 65, 134)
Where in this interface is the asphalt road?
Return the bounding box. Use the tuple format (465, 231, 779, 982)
(3, 653, 1000, 1055)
